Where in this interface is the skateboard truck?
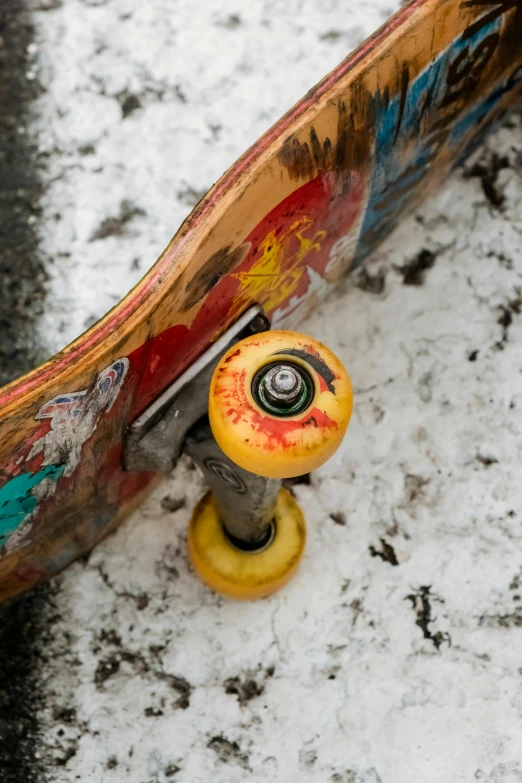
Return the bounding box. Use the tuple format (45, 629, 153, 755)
(125, 306, 353, 599)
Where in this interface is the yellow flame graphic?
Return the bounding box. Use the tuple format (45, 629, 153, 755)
(231, 217, 325, 316)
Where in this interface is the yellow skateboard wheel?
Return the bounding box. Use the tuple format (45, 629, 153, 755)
(209, 330, 352, 479)
(188, 488, 306, 600)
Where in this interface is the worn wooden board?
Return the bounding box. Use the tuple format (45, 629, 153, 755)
(0, 0, 521, 602)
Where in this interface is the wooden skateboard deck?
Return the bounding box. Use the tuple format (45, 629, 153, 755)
(0, 0, 521, 603)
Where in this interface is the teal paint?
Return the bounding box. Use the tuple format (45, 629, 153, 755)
(0, 465, 65, 546)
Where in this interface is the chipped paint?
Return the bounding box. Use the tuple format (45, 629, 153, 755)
(27, 359, 129, 477)
(0, 466, 65, 549)
(355, 12, 511, 262)
(0, 359, 129, 553)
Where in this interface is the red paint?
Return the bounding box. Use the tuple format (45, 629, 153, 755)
(217, 355, 338, 451)
(117, 470, 154, 507)
(184, 171, 366, 353)
(128, 323, 190, 418)
(251, 406, 337, 450)
(14, 563, 49, 585)
(316, 374, 329, 394)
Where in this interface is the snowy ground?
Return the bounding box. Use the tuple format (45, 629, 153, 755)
(1, 1, 522, 782)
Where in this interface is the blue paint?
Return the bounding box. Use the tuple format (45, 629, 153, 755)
(355, 16, 505, 264)
(452, 64, 522, 165)
(0, 464, 65, 546)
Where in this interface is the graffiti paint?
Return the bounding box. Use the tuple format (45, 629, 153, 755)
(0, 359, 129, 552)
(28, 358, 129, 476)
(453, 61, 522, 163)
(0, 465, 65, 548)
(355, 10, 508, 262)
(210, 171, 367, 332)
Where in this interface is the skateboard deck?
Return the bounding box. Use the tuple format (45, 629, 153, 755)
(0, 0, 521, 603)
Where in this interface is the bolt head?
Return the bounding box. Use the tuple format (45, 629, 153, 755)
(264, 364, 303, 403)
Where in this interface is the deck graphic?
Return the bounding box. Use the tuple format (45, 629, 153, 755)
(355, 13, 507, 262)
(0, 359, 129, 551)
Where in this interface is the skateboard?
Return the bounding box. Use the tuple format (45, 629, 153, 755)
(0, 0, 521, 602)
